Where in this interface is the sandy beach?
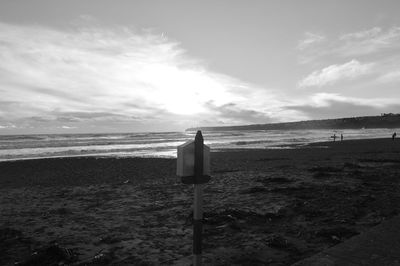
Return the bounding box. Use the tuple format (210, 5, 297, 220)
(1, 138, 400, 265)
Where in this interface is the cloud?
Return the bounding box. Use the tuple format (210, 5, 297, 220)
(60, 125, 76, 129)
(339, 27, 382, 40)
(0, 123, 16, 129)
(0, 21, 284, 132)
(297, 32, 325, 50)
(308, 93, 397, 107)
(377, 70, 400, 83)
(288, 93, 400, 119)
(338, 26, 400, 56)
(298, 60, 374, 87)
(203, 102, 275, 125)
(297, 26, 400, 64)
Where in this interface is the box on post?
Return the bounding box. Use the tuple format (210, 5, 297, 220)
(177, 140, 210, 177)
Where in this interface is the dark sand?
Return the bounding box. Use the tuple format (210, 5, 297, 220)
(1, 138, 400, 265)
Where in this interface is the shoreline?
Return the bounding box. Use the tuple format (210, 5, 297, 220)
(1, 136, 396, 163)
(1, 137, 400, 265)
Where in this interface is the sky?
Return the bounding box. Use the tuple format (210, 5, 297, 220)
(1, 0, 400, 134)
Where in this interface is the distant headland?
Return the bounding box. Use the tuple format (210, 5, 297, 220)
(187, 113, 400, 132)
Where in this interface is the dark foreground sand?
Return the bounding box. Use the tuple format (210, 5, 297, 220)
(1, 138, 400, 265)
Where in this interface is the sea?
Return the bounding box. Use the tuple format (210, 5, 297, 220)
(0, 128, 398, 161)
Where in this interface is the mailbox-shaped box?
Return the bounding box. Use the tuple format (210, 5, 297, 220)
(177, 140, 210, 177)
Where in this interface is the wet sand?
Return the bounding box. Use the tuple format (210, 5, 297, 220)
(1, 138, 400, 265)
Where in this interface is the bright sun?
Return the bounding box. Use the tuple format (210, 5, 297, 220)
(137, 64, 240, 116)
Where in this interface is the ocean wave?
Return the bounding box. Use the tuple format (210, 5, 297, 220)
(2, 128, 399, 161)
(235, 140, 274, 145)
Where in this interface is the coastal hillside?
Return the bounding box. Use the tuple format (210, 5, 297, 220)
(187, 114, 400, 131)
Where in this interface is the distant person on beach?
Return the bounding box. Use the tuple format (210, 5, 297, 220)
(393, 132, 397, 140)
(331, 134, 336, 142)
(341, 134, 343, 141)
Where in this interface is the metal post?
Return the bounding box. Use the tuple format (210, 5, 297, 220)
(193, 131, 204, 266)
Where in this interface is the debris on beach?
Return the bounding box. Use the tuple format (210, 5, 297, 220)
(17, 244, 77, 266)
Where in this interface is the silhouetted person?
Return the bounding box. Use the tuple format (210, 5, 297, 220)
(393, 132, 397, 141)
(341, 134, 343, 141)
(332, 134, 336, 142)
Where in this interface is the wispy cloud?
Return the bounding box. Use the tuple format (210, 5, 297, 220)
(298, 60, 374, 88)
(338, 26, 400, 56)
(339, 27, 382, 41)
(288, 93, 400, 119)
(376, 70, 400, 83)
(297, 32, 325, 50)
(297, 26, 400, 64)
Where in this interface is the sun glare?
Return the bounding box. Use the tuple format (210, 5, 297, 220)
(137, 64, 239, 116)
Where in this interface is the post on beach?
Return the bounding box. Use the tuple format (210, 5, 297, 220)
(177, 130, 211, 266)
